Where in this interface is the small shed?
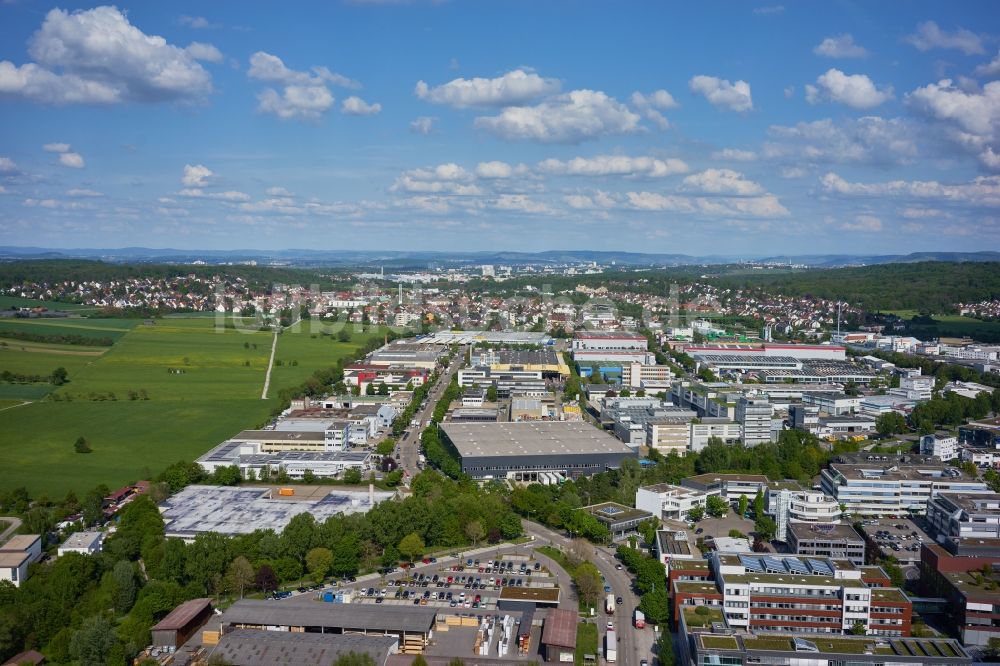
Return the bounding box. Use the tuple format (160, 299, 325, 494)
(541, 608, 577, 663)
(151, 598, 214, 649)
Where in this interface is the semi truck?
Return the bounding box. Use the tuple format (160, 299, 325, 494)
(605, 630, 617, 663)
(605, 594, 616, 614)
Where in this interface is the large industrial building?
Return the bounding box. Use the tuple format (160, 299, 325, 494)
(572, 331, 655, 364)
(440, 421, 637, 480)
(220, 599, 436, 654)
(197, 439, 372, 478)
(159, 485, 393, 539)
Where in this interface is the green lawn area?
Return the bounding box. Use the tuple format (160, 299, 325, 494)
(0, 317, 385, 496)
(682, 605, 723, 628)
(267, 323, 383, 391)
(575, 620, 599, 666)
(0, 296, 97, 312)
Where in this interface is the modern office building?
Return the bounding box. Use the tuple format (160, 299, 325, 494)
(683, 631, 969, 666)
(921, 435, 959, 462)
(920, 542, 1000, 646)
(820, 461, 990, 516)
(672, 553, 912, 636)
(636, 483, 710, 521)
(768, 488, 843, 542)
(440, 421, 637, 480)
(57, 531, 105, 557)
(688, 419, 742, 452)
(0, 535, 42, 588)
(787, 523, 866, 566)
(736, 397, 773, 446)
(926, 492, 1000, 544)
(581, 502, 654, 541)
(680, 474, 770, 502)
(801, 392, 862, 416)
(621, 362, 674, 390)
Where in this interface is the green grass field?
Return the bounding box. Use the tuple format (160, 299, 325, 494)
(887, 310, 1000, 342)
(0, 317, 138, 342)
(0, 316, 385, 496)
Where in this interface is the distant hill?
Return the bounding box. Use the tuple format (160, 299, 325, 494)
(2, 246, 998, 268)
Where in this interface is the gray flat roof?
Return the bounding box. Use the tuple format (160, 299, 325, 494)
(222, 599, 437, 633)
(209, 629, 397, 666)
(788, 522, 864, 542)
(233, 430, 326, 442)
(160, 486, 393, 537)
(441, 421, 634, 458)
(59, 531, 104, 550)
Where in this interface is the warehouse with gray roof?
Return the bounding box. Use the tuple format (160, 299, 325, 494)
(440, 421, 637, 481)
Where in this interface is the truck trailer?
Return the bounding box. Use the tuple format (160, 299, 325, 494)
(605, 630, 617, 663)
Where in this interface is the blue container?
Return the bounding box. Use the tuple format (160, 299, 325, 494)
(323, 591, 334, 602)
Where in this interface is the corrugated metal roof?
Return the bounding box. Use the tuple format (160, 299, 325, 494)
(151, 598, 212, 632)
(222, 599, 437, 634)
(541, 608, 577, 649)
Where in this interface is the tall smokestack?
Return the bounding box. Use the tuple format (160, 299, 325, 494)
(369, 482, 375, 506)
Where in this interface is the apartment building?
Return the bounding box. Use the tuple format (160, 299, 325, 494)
(820, 462, 990, 516)
(672, 553, 912, 636)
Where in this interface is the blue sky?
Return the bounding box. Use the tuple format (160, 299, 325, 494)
(1, 1, 1000, 255)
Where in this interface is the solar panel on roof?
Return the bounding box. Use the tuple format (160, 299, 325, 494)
(739, 555, 763, 572)
(762, 556, 784, 573)
(785, 558, 809, 574)
(602, 506, 623, 516)
(793, 638, 819, 653)
(807, 559, 833, 575)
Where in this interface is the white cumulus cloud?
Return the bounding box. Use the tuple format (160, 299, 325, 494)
(410, 116, 435, 135)
(536, 155, 688, 178)
(840, 214, 883, 232)
(178, 188, 250, 202)
(821, 171, 1000, 206)
(185, 42, 223, 63)
(414, 69, 559, 108)
(0, 6, 215, 104)
(681, 169, 764, 195)
(474, 89, 642, 143)
(631, 89, 678, 129)
(0, 157, 16, 172)
(805, 69, 893, 109)
(475, 161, 514, 179)
(391, 163, 482, 196)
(906, 79, 1000, 169)
(58, 152, 84, 168)
(711, 148, 757, 162)
(904, 21, 985, 55)
(976, 51, 1000, 77)
(43, 142, 70, 153)
(248, 51, 359, 121)
(814, 34, 869, 58)
(341, 96, 382, 115)
(689, 75, 753, 112)
(182, 164, 214, 187)
(764, 116, 916, 164)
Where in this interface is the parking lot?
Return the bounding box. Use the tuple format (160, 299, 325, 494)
(858, 517, 932, 565)
(335, 555, 558, 612)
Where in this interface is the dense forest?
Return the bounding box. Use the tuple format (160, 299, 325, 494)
(710, 261, 1000, 313)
